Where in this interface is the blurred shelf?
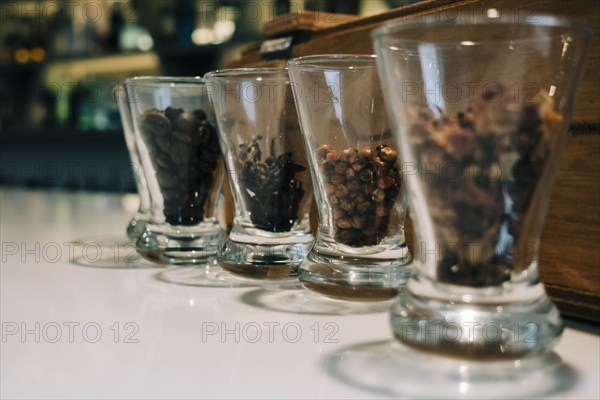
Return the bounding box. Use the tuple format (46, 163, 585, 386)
(1, 128, 125, 145)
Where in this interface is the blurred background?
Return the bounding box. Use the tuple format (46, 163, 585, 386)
(0, 0, 417, 192)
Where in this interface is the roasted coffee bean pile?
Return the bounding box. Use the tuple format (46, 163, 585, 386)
(408, 85, 559, 287)
(237, 136, 306, 232)
(316, 144, 402, 247)
(138, 107, 221, 225)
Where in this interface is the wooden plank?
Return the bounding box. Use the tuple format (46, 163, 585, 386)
(538, 134, 600, 320)
(292, 0, 600, 123)
(262, 11, 359, 38)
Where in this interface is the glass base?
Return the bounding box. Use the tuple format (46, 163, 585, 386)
(126, 210, 150, 240)
(70, 234, 158, 269)
(136, 222, 225, 266)
(324, 340, 575, 398)
(155, 264, 261, 288)
(218, 237, 312, 280)
(241, 285, 395, 315)
(390, 277, 564, 359)
(298, 244, 411, 301)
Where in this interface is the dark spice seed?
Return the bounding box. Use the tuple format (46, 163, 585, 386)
(316, 143, 402, 247)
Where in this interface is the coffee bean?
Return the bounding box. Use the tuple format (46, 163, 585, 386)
(156, 155, 171, 169)
(139, 110, 171, 136)
(173, 112, 196, 132)
(172, 129, 192, 144)
(156, 136, 171, 153)
(171, 142, 191, 164)
(137, 107, 222, 226)
(165, 106, 184, 121)
(157, 170, 178, 188)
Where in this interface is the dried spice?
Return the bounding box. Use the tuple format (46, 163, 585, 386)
(237, 136, 306, 232)
(408, 85, 560, 287)
(138, 107, 221, 225)
(316, 143, 402, 247)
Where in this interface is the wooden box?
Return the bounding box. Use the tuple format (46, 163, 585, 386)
(225, 0, 600, 323)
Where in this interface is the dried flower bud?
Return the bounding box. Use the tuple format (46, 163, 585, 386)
(316, 144, 333, 159)
(346, 179, 360, 193)
(376, 205, 388, 217)
(378, 176, 396, 189)
(345, 168, 355, 180)
(351, 215, 366, 228)
(334, 184, 349, 198)
(373, 188, 385, 203)
(379, 145, 398, 163)
(326, 150, 340, 161)
(358, 146, 373, 159)
(337, 217, 352, 229)
(340, 198, 355, 211)
(356, 201, 370, 214)
(359, 169, 374, 183)
(335, 162, 348, 175)
(331, 174, 345, 185)
(341, 148, 359, 163)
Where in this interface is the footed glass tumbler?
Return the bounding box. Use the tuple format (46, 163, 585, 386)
(125, 77, 226, 265)
(205, 68, 313, 279)
(288, 55, 411, 301)
(373, 16, 592, 357)
(115, 83, 151, 240)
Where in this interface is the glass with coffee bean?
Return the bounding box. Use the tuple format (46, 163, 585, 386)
(205, 68, 313, 279)
(374, 16, 591, 358)
(125, 77, 225, 265)
(288, 55, 411, 300)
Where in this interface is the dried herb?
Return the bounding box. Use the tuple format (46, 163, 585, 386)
(408, 85, 560, 286)
(237, 136, 306, 232)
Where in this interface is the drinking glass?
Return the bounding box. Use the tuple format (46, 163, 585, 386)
(288, 55, 411, 300)
(373, 15, 592, 357)
(125, 77, 226, 265)
(205, 68, 313, 279)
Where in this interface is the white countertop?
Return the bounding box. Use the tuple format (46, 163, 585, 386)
(1, 189, 598, 399)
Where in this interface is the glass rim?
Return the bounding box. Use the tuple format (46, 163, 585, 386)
(124, 76, 205, 86)
(287, 54, 377, 70)
(204, 68, 289, 80)
(371, 13, 593, 44)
